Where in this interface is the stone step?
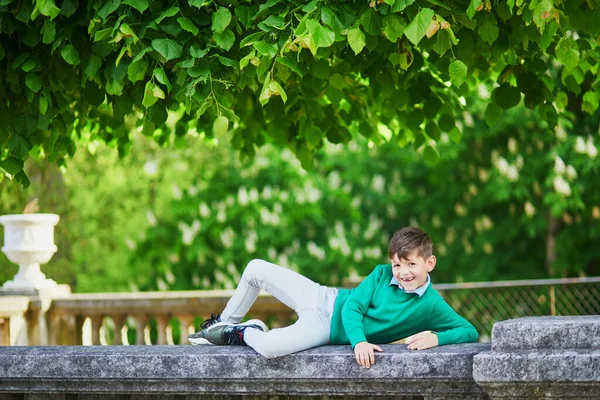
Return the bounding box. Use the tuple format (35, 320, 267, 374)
(491, 316, 600, 350)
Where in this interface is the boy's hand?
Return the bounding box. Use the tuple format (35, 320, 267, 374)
(354, 341, 383, 368)
(406, 331, 438, 350)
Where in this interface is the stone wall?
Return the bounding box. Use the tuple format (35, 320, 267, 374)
(0, 316, 598, 399)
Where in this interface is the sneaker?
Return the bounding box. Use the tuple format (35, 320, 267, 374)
(189, 313, 221, 345)
(205, 319, 268, 346)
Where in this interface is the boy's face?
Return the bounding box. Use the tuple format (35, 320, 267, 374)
(390, 250, 436, 292)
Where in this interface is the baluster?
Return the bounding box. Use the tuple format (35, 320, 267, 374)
(90, 315, 104, 345)
(27, 307, 42, 346)
(74, 315, 85, 345)
(111, 314, 127, 345)
(156, 315, 169, 345)
(177, 315, 194, 344)
(132, 315, 149, 345)
(48, 310, 63, 346)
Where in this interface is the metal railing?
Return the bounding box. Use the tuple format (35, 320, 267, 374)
(344, 276, 600, 342)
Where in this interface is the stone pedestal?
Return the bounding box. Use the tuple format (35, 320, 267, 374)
(473, 316, 600, 399)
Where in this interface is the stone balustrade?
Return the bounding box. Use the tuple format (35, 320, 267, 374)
(1, 289, 296, 346)
(1, 316, 599, 398)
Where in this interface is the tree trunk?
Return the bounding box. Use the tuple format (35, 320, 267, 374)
(545, 212, 561, 278)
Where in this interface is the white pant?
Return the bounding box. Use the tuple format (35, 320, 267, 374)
(220, 259, 339, 358)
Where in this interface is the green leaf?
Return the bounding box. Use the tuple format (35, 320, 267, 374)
(123, 0, 148, 13)
(119, 23, 139, 43)
(26, 73, 42, 92)
(484, 103, 502, 126)
(36, 0, 61, 19)
(218, 55, 238, 69)
(555, 37, 580, 73)
(127, 59, 148, 83)
(259, 15, 285, 31)
(254, 41, 278, 58)
(9, 134, 31, 158)
(347, 28, 366, 55)
(234, 5, 250, 28)
(305, 126, 321, 148)
(478, 14, 499, 45)
(360, 9, 382, 36)
(84, 54, 102, 79)
(493, 83, 521, 109)
(449, 60, 467, 87)
(540, 21, 557, 51)
(41, 19, 56, 44)
(448, 127, 462, 143)
(240, 32, 265, 48)
(213, 115, 229, 136)
(466, 0, 482, 19)
(269, 81, 287, 103)
(132, 47, 152, 63)
(213, 29, 235, 51)
(383, 14, 406, 43)
(21, 59, 36, 72)
(61, 44, 81, 65)
(212, 7, 232, 33)
(60, 0, 77, 17)
(305, 19, 335, 49)
(240, 50, 255, 69)
(97, 0, 120, 20)
(404, 8, 434, 46)
(15, 171, 30, 188)
(259, 75, 271, 105)
(151, 38, 183, 61)
(532, 0, 553, 30)
(438, 113, 455, 132)
(9, 135, 31, 158)
(392, 0, 416, 13)
(1, 156, 24, 175)
(276, 56, 303, 77)
(154, 68, 172, 92)
(142, 81, 158, 108)
(582, 91, 599, 114)
(423, 145, 440, 165)
(93, 28, 112, 42)
(178, 17, 199, 35)
(190, 44, 208, 58)
(155, 6, 178, 24)
(433, 28, 457, 55)
(39, 95, 48, 114)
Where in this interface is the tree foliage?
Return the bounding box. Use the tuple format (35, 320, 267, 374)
(1, 0, 600, 185)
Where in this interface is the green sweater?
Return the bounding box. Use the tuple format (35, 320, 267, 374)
(329, 264, 478, 347)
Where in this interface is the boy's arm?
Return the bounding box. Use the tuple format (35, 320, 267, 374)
(428, 297, 479, 346)
(341, 265, 384, 347)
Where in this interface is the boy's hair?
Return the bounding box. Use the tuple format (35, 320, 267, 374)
(388, 226, 433, 260)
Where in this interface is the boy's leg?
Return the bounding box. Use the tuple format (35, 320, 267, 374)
(220, 259, 325, 323)
(244, 309, 332, 358)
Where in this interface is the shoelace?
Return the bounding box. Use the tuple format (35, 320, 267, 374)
(200, 313, 220, 329)
(225, 326, 246, 346)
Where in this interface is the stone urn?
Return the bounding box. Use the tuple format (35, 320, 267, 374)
(0, 213, 60, 291)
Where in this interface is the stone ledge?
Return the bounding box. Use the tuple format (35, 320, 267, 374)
(474, 316, 600, 399)
(0, 344, 490, 398)
(491, 316, 600, 350)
